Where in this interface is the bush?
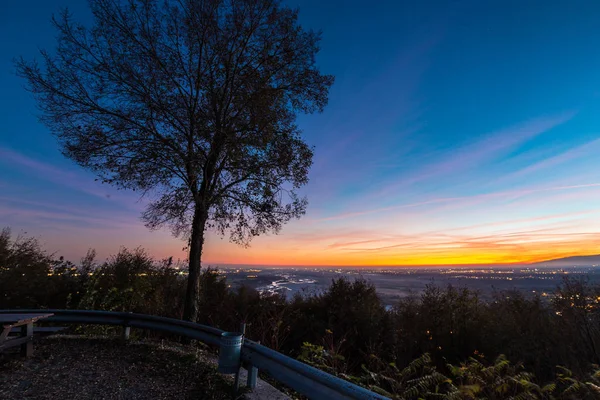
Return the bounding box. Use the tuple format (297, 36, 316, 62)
(78, 247, 184, 317)
(0, 228, 84, 309)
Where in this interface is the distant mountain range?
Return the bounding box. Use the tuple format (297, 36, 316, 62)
(533, 254, 600, 268)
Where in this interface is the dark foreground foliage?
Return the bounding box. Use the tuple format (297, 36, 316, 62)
(2, 228, 600, 398)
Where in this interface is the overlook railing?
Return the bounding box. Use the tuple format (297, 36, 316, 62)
(0, 309, 389, 400)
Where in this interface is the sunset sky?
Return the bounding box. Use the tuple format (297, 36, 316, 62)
(2, 1, 600, 266)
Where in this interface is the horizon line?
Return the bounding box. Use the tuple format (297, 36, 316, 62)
(204, 254, 600, 269)
(205, 261, 532, 268)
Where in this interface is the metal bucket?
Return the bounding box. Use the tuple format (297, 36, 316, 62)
(218, 332, 243, 374)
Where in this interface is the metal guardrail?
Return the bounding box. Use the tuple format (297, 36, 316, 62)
(0, 309, 389, 400)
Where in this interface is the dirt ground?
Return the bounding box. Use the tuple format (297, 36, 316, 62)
(0, 336, 234, 399)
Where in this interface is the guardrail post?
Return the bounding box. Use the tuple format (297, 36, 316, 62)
(20, 322, 33, 357)
(247, 365, 258, 389)
(122, 326, 130, 341)
(122, 312, 132, 342)
(246, 339, 259, 389)
(233, 323, 246, 391)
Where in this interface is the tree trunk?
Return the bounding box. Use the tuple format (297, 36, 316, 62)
(182, 206, 208, 322)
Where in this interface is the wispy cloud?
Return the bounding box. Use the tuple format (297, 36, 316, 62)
(320, 227, 600, 264)
(313, 181, 600, 222)
(374, 112, 577, 197)
(0, 146, 142, 209)
(206, 224, 600, 266)
(0, 205, 140, 231)
(306, 28, 442, 207)
(498, 137, 600, 183)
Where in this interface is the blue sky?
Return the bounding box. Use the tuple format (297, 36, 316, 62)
(2, 0, 600, 265)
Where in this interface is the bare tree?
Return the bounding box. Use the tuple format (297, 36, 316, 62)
(17, 0, 333, 321)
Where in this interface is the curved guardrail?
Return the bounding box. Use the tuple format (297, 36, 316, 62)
(0, 309, 389, 400)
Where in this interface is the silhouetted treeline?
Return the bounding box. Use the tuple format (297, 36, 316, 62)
(3, 228, 600, 398)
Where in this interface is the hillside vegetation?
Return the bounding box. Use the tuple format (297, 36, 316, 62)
(2, 228, 600, 399)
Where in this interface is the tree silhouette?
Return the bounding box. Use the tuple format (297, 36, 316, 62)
(16, 0, 333, 321)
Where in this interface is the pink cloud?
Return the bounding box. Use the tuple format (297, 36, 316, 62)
(342, 228, 600, 254)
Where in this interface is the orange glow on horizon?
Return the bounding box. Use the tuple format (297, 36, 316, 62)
(198, 186, 600, 268)
(201, 232, 600, 267)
